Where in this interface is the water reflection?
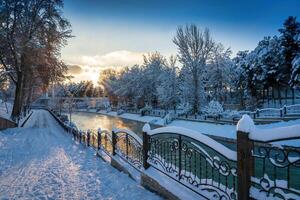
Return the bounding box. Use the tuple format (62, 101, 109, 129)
(67, 112, 159, 137)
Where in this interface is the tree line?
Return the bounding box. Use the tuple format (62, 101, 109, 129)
(54, 81, 104, 98)
(99, 17, 300, 113)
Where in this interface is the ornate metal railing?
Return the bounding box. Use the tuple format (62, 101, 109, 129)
(65, 123, 141, 170)
(113, 128, 143, 170)
(144, 126, 238, 200)
(237, 114, 300, 200)
(250, 142, 300, 199)
(97, 129, 113, 154)
(50, 109, 300, 200)
(257, 108, 282, 118)
(285, 104, 300, 115)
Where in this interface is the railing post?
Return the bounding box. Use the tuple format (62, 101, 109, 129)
(125, 133, 129, 159)
(142, 124, 151, 169)
(142, 131, 150, 169)
(87, 130, 90, 146)
(73, 129, 76, 140)
(284, 106, 287, 115)
(97, 128, 101, 150)
(178, 135, 182, 180)
(112, 130, 116, 156)
(237, 130, 254, 200)
(79, 131, 82, 143)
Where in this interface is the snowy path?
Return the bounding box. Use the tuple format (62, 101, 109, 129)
(0, 110, 161, 200)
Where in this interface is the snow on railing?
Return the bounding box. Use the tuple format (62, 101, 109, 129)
(143, 123, 238, 199)
(285, 104, 300, 115)
(237, 114, 300, 142)
(112, 128, 142, 144)
(256, 108, 282, 118)
(145, 124, 237, 161)
(112, 128, 143, 169)
(237, 114, 300, 199)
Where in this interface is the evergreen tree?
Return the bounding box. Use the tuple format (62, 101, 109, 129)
(278, 16, 300, 87)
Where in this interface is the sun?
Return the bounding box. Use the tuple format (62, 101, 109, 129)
(89, 72, 99, 86)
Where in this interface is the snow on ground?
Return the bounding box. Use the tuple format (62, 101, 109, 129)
(96, 110, 300, 146)
(169, 119, 236, 138)
(0, 110, 161, 200)
(170, 118, 300, 146)
(98, 110, 165, 125)
(96, 110, 300, 138)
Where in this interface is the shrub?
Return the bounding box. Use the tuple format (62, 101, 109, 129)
(203, 101, 224, 117)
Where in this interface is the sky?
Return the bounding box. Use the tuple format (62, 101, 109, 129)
(61, 0, 300, 85)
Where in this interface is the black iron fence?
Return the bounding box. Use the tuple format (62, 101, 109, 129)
(145, 131, 238, 199)
(50, 108, 300, 200)
(250, 143, 300, 199)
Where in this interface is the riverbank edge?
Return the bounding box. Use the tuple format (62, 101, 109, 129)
(75, 109, 165, 125)
(74, 109, 237, 144)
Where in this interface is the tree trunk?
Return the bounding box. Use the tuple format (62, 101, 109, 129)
(11, 71, 24, 120)
(285, 88, 288, 105)
(278, 87, 282, 106)
(23, 66, 33, 108)
(267, 87, 269, 106)
(193, 71, 199, 114)
(292, 87, 295, 104)
(272, 87, 275, 104)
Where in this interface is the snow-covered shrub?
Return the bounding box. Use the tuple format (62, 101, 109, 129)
(106, 106, 111, 113)
(222, 110, 241, 119)
(60, 114, 69, 122)
(140, 105, 152, 116)
(177, 103, 193, 116)
(203, 101, 224, 117)
(117, 109, 125, 115)
(163, 113, 174, 125)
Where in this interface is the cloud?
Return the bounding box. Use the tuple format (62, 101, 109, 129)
(64, 50, 145, 68)
(63, 50, 146, 85)
(67, 65, 83, 75)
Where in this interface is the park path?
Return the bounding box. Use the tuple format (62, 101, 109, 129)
(0, 110, 161, 200)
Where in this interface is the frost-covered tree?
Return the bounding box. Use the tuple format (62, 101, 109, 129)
(203, 100, 223, 117)
(0, 0, 71, 119)
(114, 65, 142, 106)
(139, 52, 167, 107)
(98, 68, 119, 106)
(232, 35, 285, 108)
(157, 56, 180, 110)
(232, 50, 258, 108)
(206, 43, 233, 103)
(173, 25, 215, 113)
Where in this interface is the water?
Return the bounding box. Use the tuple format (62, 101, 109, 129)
(67, 111, 159, 137)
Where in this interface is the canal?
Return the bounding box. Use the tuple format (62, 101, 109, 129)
(67, 111, 300, 149)
(67, 111, 237, 150)
(68, 111, 160, 137)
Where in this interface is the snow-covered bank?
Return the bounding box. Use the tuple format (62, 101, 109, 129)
(80, 110, 300, 146)
(97, 110, 165, 125)
(170, 118, 300, 146)
(0, 110, 161, 200)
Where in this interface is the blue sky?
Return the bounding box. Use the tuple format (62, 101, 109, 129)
(61, 0, 300, 83)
